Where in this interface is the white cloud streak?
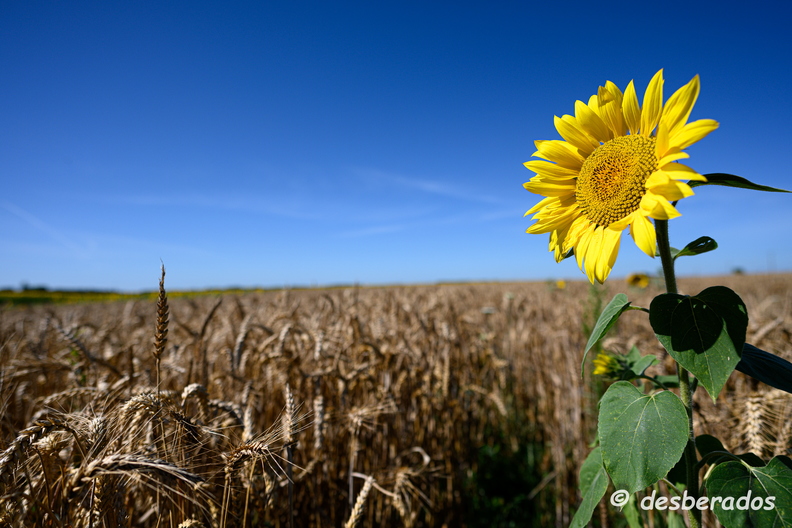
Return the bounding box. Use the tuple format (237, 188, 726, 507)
(2, 202, 87, 255)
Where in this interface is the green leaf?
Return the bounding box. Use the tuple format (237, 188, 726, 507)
(736, 343, 792, 395)
(598, 382, 688, 493)
(666, 450, 688, 488)
(571, 447, 610, 528)
(705, 456, 792, 527)
(649, 286, 748, 400)
(630, 354, 658, 377)
(674, 236, 718, 259)
(696, 434, 767, 467)
(690, 173, 791, 193)
(666, 510, 686, 528)
(619, 346, 658, 380)
(622, 495, 644, 528)
(696, 434, 728, 460)
(582, 293, 631, 375)
(654, 375, 679, 388)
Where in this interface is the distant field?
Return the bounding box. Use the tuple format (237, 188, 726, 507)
(0, 287, 278, 306)
(1, 274, 790, 527)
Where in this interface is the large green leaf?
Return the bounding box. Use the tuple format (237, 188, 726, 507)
(649, 286, 747, 400)
(582, 293, 631, 374)
(736, 343, 792, 395)
(570, 447, 610, 528)
(598, 382, 688, 493)
(690, 173, 791, 193)
(705, 456, 792, 527)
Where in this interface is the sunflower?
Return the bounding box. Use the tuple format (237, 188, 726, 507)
(626, 272, 651, 289)
(592, 352, 620, 376)
(523, 69, 718, 283)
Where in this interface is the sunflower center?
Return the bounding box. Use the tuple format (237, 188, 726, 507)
(576, 135, 658, 227)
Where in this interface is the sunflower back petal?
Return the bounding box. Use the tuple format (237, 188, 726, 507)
(660, 74, 700, 136)
(640, 69, 665, 136)
(597, 81, 625, 137)
(622, 81, 642, 135)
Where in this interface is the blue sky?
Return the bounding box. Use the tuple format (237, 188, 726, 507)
(2, 1, 791, 291)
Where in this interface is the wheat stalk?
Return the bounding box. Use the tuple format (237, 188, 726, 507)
(154, 264, 169, 399)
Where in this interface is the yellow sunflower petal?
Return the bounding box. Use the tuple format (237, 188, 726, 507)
(526, 203, 579, 233)
(583, 227, 604, 282)
(658, 148, 690, 166)
(533, 140, 585, 170)
(554, 115, 598, 155)
(608, 211, 636, 231)
(629, 214, 656, 257)
(660, 162, 707, 182)
(640, 69, 664, 136)
(574, 100, 610, 143)
(595, 228, 621, 283)
(669, 119, 720, 150)
(523, 179, 576, 197)
(523, 160, 579, 179)
(622, 80, 642, 135)
(597, 81, 625, 136)
(646, 174, 694, 201)
(565, 214, 589, 250)
(550, 225, 572, 262)
(661, 74, 700, 135)
(656, 120, 670, 157)
(640, 194, 681, 220)
(524, 196, 558, 216)
(573, 221, 595, 271)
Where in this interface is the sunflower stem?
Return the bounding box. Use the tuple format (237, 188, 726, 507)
(656, 219, 701, 528)
(656, 219, 677, 295)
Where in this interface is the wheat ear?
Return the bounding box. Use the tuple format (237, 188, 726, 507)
(154, 264, 169, 399)
(345, 475, 374, 528)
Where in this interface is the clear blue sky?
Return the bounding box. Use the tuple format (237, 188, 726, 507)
(2, 1, 791, 291)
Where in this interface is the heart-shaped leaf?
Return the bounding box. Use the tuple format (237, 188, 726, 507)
(705, 456, 792, 527)
(650, 286, 747, 400)
(599, 382, 688, 493)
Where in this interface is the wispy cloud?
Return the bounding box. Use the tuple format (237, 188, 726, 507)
(95, 192, 326, 221)
(335, 224, 406, 238)
(2, 202, 88, 256)
(354, 168, 501, 204)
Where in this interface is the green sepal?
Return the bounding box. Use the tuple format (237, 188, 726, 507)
(691, 173, 791, 193)
(649, 286, 747, 401)
(598, 382, 688, 493)
(582, 293, 631, 376)
(623, 345, 658, 378)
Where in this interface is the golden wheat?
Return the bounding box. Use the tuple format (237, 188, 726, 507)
(1, 274, 790, 526)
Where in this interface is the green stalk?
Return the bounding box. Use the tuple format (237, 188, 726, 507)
(655, 219, 701, 528)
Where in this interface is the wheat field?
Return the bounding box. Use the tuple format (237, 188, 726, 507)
(1, 273, 790, 527)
